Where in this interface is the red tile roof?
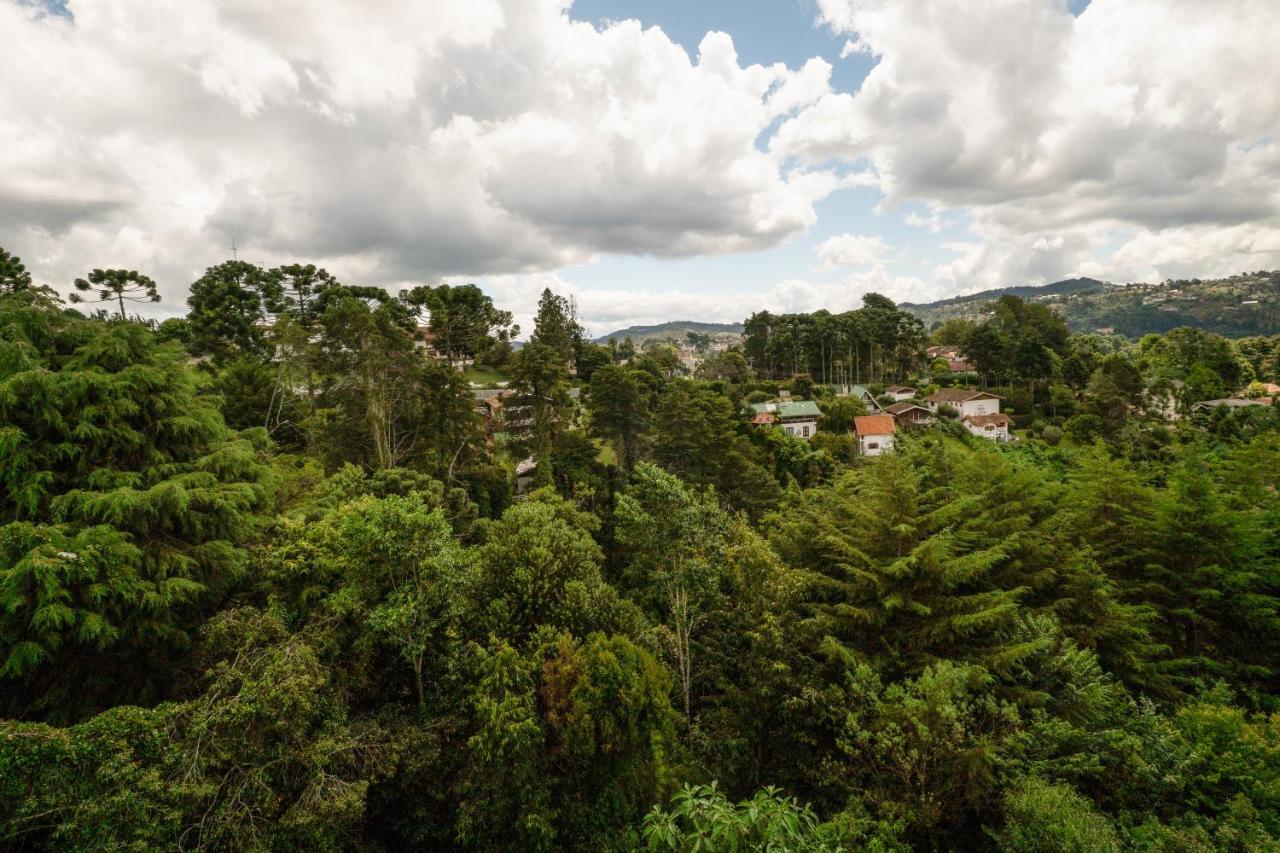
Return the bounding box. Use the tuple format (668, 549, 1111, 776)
(854, 414, 897, 436)
(751, 412, 776, 425)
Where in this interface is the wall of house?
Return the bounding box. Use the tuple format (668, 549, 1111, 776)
(860, 433, 895, 456)
(781, 418, 817, 439)
(965, 422, 1008, 441)
(959, 397, 999, 417)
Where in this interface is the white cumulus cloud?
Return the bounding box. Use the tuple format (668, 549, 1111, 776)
(0, 0, 838, 305)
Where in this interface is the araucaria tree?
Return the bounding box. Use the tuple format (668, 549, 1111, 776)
(70, 268, 160, 319)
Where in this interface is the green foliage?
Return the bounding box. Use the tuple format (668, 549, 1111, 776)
(9, 272, 1280, 849)
(997, 776, 1121, 852)
(0, 307, 271, 717)
(0, 246, 33, 294)
(642, 784, 842, 852)
(186, 260, 283, 364)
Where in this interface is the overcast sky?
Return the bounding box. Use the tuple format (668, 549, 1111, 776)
(5, 0, 1279, 335)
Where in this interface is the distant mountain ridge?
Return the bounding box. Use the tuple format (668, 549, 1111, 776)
(594, 320, 743, 343)
(901, 271, 1280, 338)
(900, 277, 1106, 310)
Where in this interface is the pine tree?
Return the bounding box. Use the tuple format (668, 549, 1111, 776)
(769, 449, 1048, 682)
(0, 246, 33, 294)
(0, 303, 271, 718)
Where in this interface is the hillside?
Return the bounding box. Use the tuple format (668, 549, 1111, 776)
(903, 270, 1280, 337)
(901, 276, 1104, 312)
(594, 320, 743, 343)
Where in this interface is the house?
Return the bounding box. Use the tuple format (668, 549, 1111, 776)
(749, 400, 821, 438)
(925, 388, 1002, 418)
(854, 414, 896, 456)
(1192, 397, 1273, 413)
(883, 385, 916, 402)
(926, 346, 973, 372)
(842, 384, 882, 412)
(885, 401, 934, 426)
(963, 413, 1011, 441)
(777, 400, 821, 439)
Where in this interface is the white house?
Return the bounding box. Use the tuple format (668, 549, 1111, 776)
(883, 385, 916, 402)
(750, 400, 821, 439)
(962, 413, 1011, 441)
(777, 400, 821, 439)
(854, 414, 896, 456)
(925, 388, 1002, 418)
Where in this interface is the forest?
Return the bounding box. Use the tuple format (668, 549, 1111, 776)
(4, 247, 1280, 851)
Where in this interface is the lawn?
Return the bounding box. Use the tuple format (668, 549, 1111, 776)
(463, 365, 511, 387)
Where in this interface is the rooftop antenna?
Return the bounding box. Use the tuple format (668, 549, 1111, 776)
(231, 238, 239, 261)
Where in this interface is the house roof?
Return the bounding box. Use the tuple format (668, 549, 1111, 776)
(750, 412, 776, 425)
(885, 402, 930, 415)
(854, 414, 897, 436)
(1193, 397, 1271, 410)
(849, 384, 873, 398)
(884, 385, 915, 394)
(963, 413, 1011, 427)
(927, 388, 1003, 404)
(749, 402, 777, 414)
(777, 400, 821, 419)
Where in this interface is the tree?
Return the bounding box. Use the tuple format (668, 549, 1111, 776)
(507, 342, 573, 480)
(0, 310, 271, 719)
(615, 464, 728, 726)
(651, 381, 739, 488)
(314, 294, 419, 470)
(186, 260, 283, 364)
(70, 268, 160, 320)
(584, 364, 659, 471)
(769, 448, 1053, 681)
(529, 288, 580, 370)
(401, 283, 515, 368)
(0, 246, 33, 294)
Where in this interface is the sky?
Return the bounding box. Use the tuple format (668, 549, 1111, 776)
(3, 0, 1279, 337)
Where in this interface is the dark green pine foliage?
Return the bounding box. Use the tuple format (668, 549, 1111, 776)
(1146, 454, 1280, 698)
(0, 302, 271, 719)
(769, 444, 1050, 682)
(0, 246, 33, 294)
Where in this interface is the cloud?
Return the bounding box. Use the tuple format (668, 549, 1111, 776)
(814, 233, 889, 268)
(782, 0, 1280, 290)
(480, 264, 944, 337)
(0, 0, 838, 303)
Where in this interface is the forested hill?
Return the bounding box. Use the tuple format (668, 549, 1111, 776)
(904, 270, 1280, 337)
(901, 276, 1105, 312)
(595, 320, 742, 343)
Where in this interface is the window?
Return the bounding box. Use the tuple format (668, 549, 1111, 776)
(802, 426, 810, 437)
(868, 442, 879, 450)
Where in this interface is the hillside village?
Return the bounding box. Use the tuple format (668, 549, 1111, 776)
(904, 269, 1280, 337)
(456, 280, 1280, 494)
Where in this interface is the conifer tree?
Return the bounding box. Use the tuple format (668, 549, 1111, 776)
(70, 268, 160, 320)
(0, 246, 33, 294)
(769, 450, 1047, 681)
(0, 304, 271, 718)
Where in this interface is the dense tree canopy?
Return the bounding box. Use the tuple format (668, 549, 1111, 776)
(6, 252, 1280, 849)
